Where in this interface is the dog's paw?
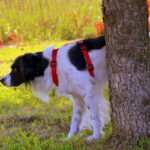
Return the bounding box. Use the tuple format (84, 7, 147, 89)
(87, 135, 99, 141)
(87, 131, 104, 141)
(68, 132, 73, 139)
(68, 129, 79, 139)
(63, 137, 69, 141)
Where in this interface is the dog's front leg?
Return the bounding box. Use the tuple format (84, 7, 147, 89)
(68, 96, 84, 139)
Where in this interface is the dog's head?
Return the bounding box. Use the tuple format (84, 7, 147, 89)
(0, 46, 55, 102)
(0, 52, 49, 87)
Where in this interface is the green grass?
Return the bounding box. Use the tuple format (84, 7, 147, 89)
(0, 43, 150, 150)
(0, 0, 103, 42)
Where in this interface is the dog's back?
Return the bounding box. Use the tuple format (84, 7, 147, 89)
(56, 36, 107, 93)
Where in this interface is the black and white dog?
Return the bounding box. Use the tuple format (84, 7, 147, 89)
(0, 36, 110, 141)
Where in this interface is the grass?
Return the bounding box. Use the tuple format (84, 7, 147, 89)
(0, 0, 103, 42)
(0, 42, 150, 150)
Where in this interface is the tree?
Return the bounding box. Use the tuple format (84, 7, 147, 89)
(103, 0, 150, 144)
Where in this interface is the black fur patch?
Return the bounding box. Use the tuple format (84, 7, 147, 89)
(10, 53, 49, 86)
(68, 36, 105, 70)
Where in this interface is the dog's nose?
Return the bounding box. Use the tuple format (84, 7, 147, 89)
(0, 78, 5, 84)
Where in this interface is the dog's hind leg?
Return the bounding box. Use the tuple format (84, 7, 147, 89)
(82, 88, 104, 141)
(68, 95, 85, 139)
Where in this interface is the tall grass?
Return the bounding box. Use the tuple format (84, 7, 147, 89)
(0, 0, 102, 41)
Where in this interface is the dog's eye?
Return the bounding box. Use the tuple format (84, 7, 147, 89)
(13, 68, 17, 72)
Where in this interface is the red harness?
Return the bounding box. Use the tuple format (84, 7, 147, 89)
(77, 40, 95, 77)
(50, 41, 95, 86)
(50, 48, 59, 86)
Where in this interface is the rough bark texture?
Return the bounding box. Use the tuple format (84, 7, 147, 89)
(103, 0, 150, 144)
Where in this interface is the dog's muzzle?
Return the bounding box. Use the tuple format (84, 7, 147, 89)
(0, 74, 11, 86)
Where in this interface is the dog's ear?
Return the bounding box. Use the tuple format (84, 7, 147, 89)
(19, 54, 49, 82)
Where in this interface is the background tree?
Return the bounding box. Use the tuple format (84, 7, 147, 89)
(103, 0, 150, 144)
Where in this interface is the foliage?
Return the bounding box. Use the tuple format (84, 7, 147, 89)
(0, 0, 103, 42)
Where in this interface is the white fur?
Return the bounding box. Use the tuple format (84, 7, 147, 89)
(2, 73, 11, 87)
(30, 43, 110, 141)
(31, 46, 54, 102)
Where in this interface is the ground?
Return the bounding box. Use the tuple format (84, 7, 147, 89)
(0, 42, 149, 150)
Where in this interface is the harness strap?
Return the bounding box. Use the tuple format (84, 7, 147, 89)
(50, 49, 59, 86)
(77, 40, 95, 77)
(51, 41, 95, 86)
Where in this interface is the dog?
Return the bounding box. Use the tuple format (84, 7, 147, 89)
(0, 36, 110, 141)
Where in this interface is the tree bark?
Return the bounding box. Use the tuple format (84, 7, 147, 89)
(103, 0, 150, 144)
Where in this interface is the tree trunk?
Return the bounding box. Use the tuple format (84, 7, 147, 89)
(103, 0, 150, 144)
